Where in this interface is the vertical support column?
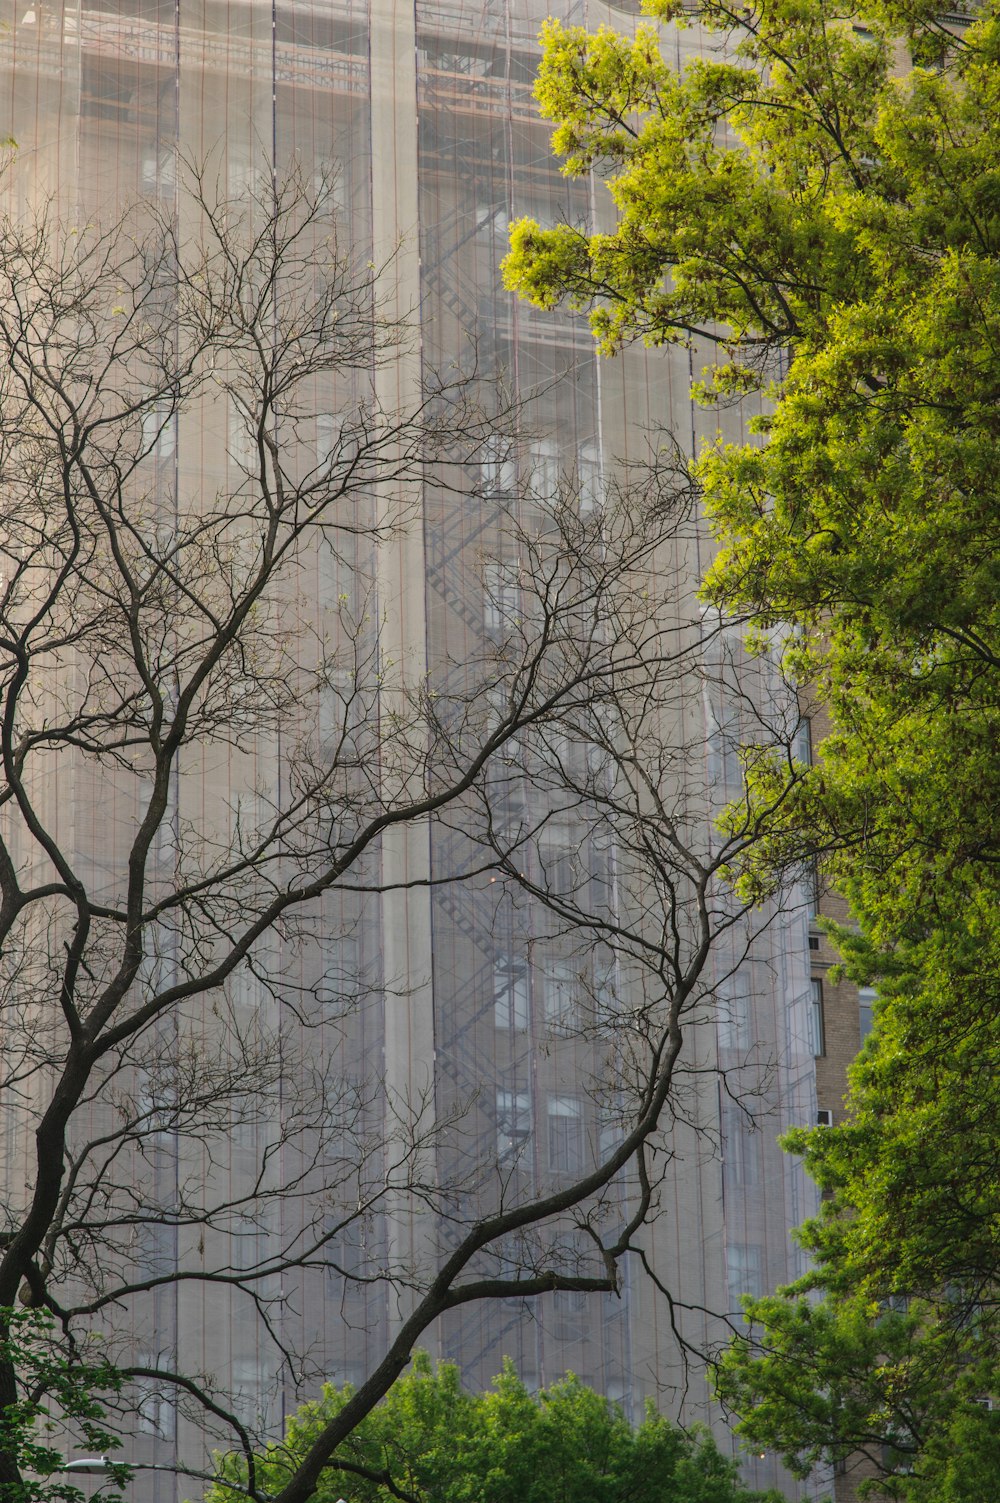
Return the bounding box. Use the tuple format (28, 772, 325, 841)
(368, 0, 439, 1344)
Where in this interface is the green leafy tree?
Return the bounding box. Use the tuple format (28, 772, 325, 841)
(714, 929, 1000, 1499)
(504, 0, 1000, 1493)
(502, 0, 1000, 925)
(205, 1354, 783, 1503)
(0, 1309, 129, 1503)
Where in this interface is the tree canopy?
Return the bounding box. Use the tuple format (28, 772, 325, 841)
(505, 0, 1000, 1494)
(206, 1354, 783, 1503)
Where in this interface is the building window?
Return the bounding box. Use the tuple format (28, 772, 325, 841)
(229, 396, 254, 471)
(597, 1102, 624, 1162)
(135, 1353, 176, 1440)
(578, 441, 603, 515)
(313, 157, 347, 216)
(141, 146, 176, 199)
(704, 695, 743, 790)
(793, 713, 812, 766)
(230, 1212, 268, 1274)
(496, 1090, 531, 1163)
(547, 1095, 584, 1175)
(228, 160, 270, 203)
(594, 948, 620, 1030)
(722, 1103, 761, 1189)
(136, 1221, 175, 1281)
(480, 432, 517, 497)
(142, 399, 176, 461)
(586, 835, 615, 913)
(135, 1072, 178, 1142)
(527, 437, 559, 505)
(809, 977, 825, 1057)
(474, 200, 509, 241)
(717, 976, 752, 1054)
(858, 986, 877, 1045)
(483, 561, 520, 636)
(325, 1212, 365, 1290)
(726, 1242, 764, 1306)
(551, 1286, 588, 1341)
(540, 842, 578, 901)
(232, 1358, 270, 1431)
(494, 958, 529, 1032)
(318, 669, 366, 761)
(542, 958, 579, 1035)
(315, 411, 342, 469)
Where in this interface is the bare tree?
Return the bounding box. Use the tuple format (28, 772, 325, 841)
(0, 168, 804, 1501)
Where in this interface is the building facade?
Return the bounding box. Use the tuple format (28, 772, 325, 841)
(0, 2, 826, 1498)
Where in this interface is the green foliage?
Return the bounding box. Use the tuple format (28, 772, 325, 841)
(0, 1309, 128, 1503)
(717, 1285, 1000, 1501)
(205, 1354, 783, 1503)
(507, 0, 1000, 1495)
(715, 881, 1000, 1500)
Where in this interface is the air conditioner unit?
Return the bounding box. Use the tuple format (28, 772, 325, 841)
(816, 1109, 834, 1127)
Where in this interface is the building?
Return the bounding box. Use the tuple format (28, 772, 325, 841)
(0, 2, 825, 1498)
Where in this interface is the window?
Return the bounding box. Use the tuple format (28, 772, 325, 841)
(527, 438, 559, 505)
(726, 1242, 764, 1305)
(483, 684, 522, 767)
(141, 399, 176, 461)
(231, 945, 267, 1010)
(314, 412, 359, 478)
(722, 1104, 761, 1189)
(229, 1102, 262, 1158)
(858, 986, 877, 1045)
(315, 412, 341, 469)
(594, 949, 620, 1029)
(141, 146, 176, 199)
(704, 695, 743, 789)
(230, 1212, 268, 1274)
(547, 1095, 584, 1176)
(136, 1221, 175, 1281)
(542, 958, 579, 1035)
(232, 1358, 271, 1431)
(717, 977, 752, 1054)
(481, 432, 517, 497)
(316, 534, 360, 617)
(541, 842, 578, 900)
(551, 1287, 588, 1341)
(793, 713, 813, 766)
(483, 561, 520, 636)
(474, 200, 508, 241)
(496, 1090, 531, 1163)
(135, 1072, 178, 1141)
(494, 958, 529, 1032)
(598, 1103, 623, 1162)
(321, 933, 361, 1012)
(586, 836, 615, 913)
(325, 1212, 365, 1285)
(135, 1353, 176, 1440)
(318, 669, 366, 760)
(809, 978, 825, 1057)
(228, 160, 271, 202)
(229, 397, 254, 471)
(313, 158, 347, 215)
(578, 441, 603, 515)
